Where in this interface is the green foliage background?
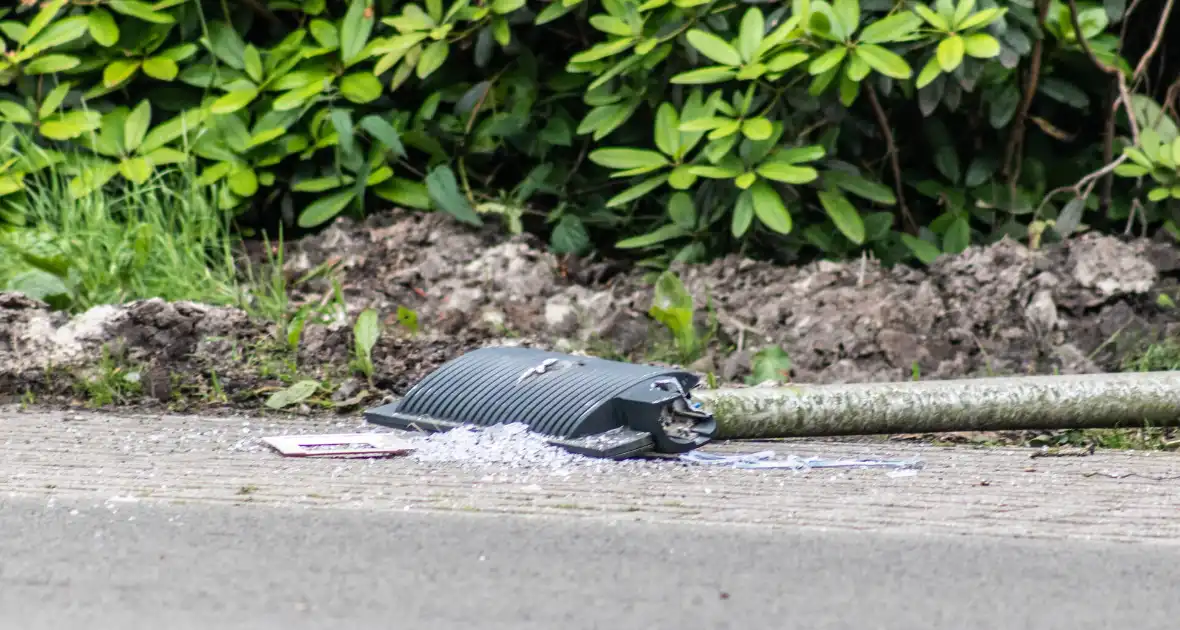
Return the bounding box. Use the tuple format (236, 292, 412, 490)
(0, 0, 1177, 277)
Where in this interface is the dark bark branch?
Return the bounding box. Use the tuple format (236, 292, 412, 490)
(864, 84, 918, 235)
(1065, 0, 1140, 145)
(1002, 0, 1052, 194)
(1131, 0, 1176, 81)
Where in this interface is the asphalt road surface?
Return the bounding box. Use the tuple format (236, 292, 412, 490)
(3, 496, 1180, 630)
(5, 409, 1180, 628)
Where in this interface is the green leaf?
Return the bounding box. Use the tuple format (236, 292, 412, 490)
(426, 165, 482, 225)
(741, 117, 773, 141)
(764, 146, 822, 165)
(354, 308, 380, 358)
(27, 16, 89, 52)
(732, 190, 754, 237)
(340, 73, 383, 103)
(536, 1, 577, 24)
(293, 176, 352, 192)
(1140, 128, 1162, 162)
(766, 50, 809, 72)
(0, 102, 33, 124)
(206, 22, 247, 69)
(310, 19, 340, 48)
(341, 0, 376, 64)
(359, 115, 406, 156)
(228, 168, 259, 196)
(103, 60, 141, 87)
(901, 233, 941, 264)
(686, 29, 742, 66)
(808, 46, 847, 74)
(6, 270, 71, 306)
(109, 0, 175, 24)
(654, 103, 680, 158)
(589, 148, 670, 170)
(144, 147, 187, 167)
(139, 108, 206, 153)
(37, 82, 70, 120)
(942, 216, 971, 253)
(956, 6, 1006, 30)
(831, 0, 861, 37)
(24, 55, 79, 74)
(1113, 163, 1148, 177)
(845, 50, 872, 81)
(211, 89, 258, 115)
(142, 57, 179, 81)
(1055, 196, 1085, 237)
(265, 380, 320, 409)
(667, 192, 696, 228)
(23, 0, 66, 45)
(863, 212, 894, 240)
(417, 41, 448, 78)
(817, 190, 865, 244)
(87, 9, 120, 47)
(858, 12, 922, 43)
(123, 101, 151, 153)
(550, 214, 590, 254)
(937, 35, 964, 71)
(755, 162, 817, 183)
(749, 346, 791, 384)
(1122, 147, 1153, 168)
(670, 66, 738, 84)
(118, 157, 152, 184)
(913, 3, 950, 30)
(756, 13, 802, 56)
(1038, 77, 1089, 109)
(915, 57, 941, 89)
(749, 180, 792, 233)
(824, 170, 896, 204)
(243, 45, 263, 83)
(616, 223, 688, 249)
(298, 190, 357, 228)
(605, 174, 669, 207)
(953, 0, 977, 26)
(0, 175, 24, 195)
(569, 37, 637, 63)
(989, 84, 1020, 127)
(373, 177, 431, 209)
(1148, 187, 1170, 202)
(737, 7, 765, 63)
(1130, 94, 1179, 143)
(39, 111, 102, 140)
(330, 108, 357, 162)
(962, 32, 1000, 58)
(856, 44, 911, 79)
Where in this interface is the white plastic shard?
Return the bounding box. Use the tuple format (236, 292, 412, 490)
(261, 433, 416, 458)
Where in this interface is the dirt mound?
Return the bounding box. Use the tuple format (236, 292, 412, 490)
(2, 210, 1178, 408)
(284, 211, 1180, 382)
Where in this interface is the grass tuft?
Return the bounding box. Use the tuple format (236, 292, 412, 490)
(0, 148, 289, 320)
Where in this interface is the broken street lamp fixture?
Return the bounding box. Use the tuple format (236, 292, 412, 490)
(364, 346, 716, 459)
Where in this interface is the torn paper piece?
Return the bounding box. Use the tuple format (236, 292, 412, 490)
(261, 433, 416, 458)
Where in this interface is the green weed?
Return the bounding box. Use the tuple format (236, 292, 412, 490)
(72, 347, 143, 407)
(351, 308, 381, 380)
(1121, 339, 1180, 372)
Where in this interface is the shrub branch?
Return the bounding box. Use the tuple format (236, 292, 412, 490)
(865, 84, 918, 235)
(1002, 0, 1053, 195)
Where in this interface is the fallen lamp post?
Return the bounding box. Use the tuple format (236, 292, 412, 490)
(364, 347, 1180, 459)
